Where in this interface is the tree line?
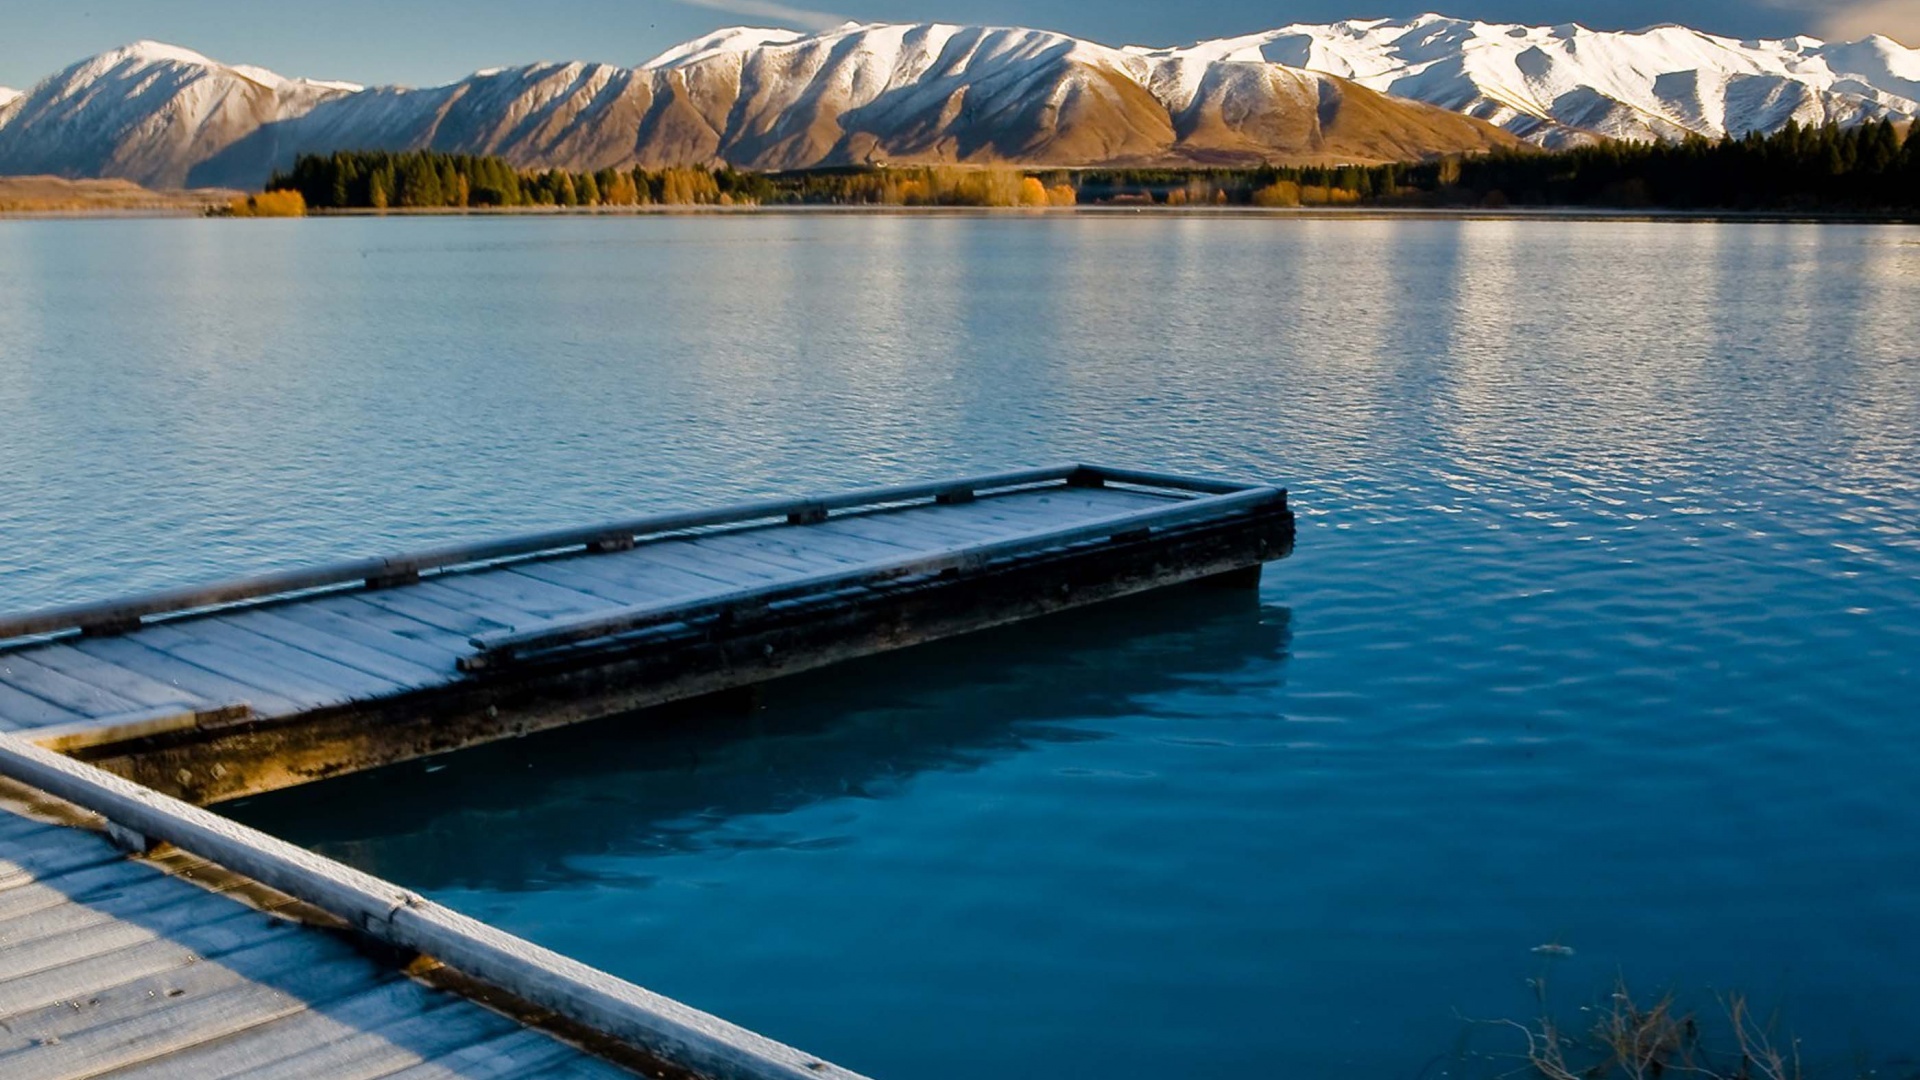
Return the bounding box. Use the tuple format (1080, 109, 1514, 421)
(269, 152, 775, 209)
(269, 121, 1920, 213)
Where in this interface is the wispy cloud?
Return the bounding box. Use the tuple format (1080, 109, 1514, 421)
(1817, 0, 1920, 44)
(1759, 0, 1920, 44)
(666, 0, 851, 32)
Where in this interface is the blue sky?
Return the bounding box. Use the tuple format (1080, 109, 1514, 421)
(1, 0, 1913, 89)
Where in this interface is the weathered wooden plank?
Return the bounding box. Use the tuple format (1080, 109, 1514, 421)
(0, 847, 226, 925)
(375, 1028, 583, 1080)
(627, 541, 786, 586)
(543, 549, 728, 599)
(348, 588, 514, 638)
(25, 705, 237, 755)
(0, 867, 229, 951)
(267, 601, 466, 670)
(219, 610, 447, 688)
(695, 527, 881, 569)
(66, 637, 297, 719)
(992, 485, 1184, 512)
(0, 922, 328, 1030)
(683, 534, 852, 576)
(136, 622, 395, 708)
(0, 855, 162, 924)
(511, 561, 669, 607)
(522, 1054, 643, 1079)
(0, 831, 124, 894)
(97, 981, 505, 1080)
(0, 954, 387, 1078)
(0, 872, 291, 984)
(819, 509, 1017, 549)
(3, 649, 202, 715)
(425, 571, 616, 622)
(186, 621, 409, 700)
(0, 656, 145, 720)
(405, 581, 555, 631)
(187, 999, 510, 1080)
(309, 596, 466, 645)
(960, 491, 1180, 531)
(0, 907, 276, 1018)
(0, 680, 85, 730)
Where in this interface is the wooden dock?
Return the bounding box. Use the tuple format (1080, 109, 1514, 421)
(0, 461, 1290, 1080)
(0, 734, 866, 1080)
(0, 464, 1293, 804)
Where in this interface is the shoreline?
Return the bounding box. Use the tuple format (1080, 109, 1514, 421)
(6, 203, 1920, 225)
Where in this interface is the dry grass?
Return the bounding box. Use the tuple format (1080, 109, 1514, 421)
(0, 175, 235, 214)
(1489, 975, 1813, 1080)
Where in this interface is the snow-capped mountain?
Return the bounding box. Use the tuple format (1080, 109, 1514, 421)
(0, 87, 20, 109)
(0, 42, 357, 187)
(185, 23, 1511, 186)
(5, 16, 1918, 189)
(1131, 14, 1920, 146)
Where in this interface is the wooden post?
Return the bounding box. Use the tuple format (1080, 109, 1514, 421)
(365, 568, 422, 589)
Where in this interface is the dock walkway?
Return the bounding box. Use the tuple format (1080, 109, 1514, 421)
(0, 460, 1292, 1079)
(0, 734, 863, 1080)
(0, 464, 1292, 802)
(0, 796, 633, 1079)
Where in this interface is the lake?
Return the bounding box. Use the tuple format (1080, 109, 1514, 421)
(2, 213, 1917, 1078)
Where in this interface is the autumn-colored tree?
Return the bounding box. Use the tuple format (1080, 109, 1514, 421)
(227, 190, 307, 217)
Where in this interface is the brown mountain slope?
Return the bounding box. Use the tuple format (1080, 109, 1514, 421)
(190, 26, 1520, 186)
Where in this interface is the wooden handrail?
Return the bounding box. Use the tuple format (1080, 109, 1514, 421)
(0, 463, 1275, 645)
(463, 484, 1288, 670)
(0, 464, 1091, 643)
(0, 734, 869, 1080)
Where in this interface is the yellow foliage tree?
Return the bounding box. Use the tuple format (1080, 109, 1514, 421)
(602, 172, 640, 206)
(227, 190, 307, 217)
(1252, 181, 1302, 207)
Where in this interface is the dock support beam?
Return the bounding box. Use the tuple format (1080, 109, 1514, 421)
(1201, 565, 1264, 590)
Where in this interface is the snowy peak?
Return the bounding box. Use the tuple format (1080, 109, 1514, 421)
(0, 87, 20, 109)
(8, 16, 1920, 189)
(0, 41, 359, 186)
(641, 26, 809, 68)
(180, 21, 1514, 186)
(1135, 15, 1920, 145)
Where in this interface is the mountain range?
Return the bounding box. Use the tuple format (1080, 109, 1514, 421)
(1, 15, 1916, 190)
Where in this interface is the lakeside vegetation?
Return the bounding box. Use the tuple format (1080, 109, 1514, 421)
(0, 176, 232, 215)
(225, 189, 306, 217)
(267, 120, 1920, 214)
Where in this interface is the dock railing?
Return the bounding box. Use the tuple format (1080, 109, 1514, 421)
(0, 732, 871, 1080)
(462, 483, 1289, 670)
(0, 463, 1279, 645)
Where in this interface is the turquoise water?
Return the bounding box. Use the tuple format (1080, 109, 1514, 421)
(3, 215, 1919, 1077)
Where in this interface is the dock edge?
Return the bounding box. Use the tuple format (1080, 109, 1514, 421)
(0, 732, 872, 1080)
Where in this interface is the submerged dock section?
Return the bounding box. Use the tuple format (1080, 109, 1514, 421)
(0, 464, 1293, 803)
